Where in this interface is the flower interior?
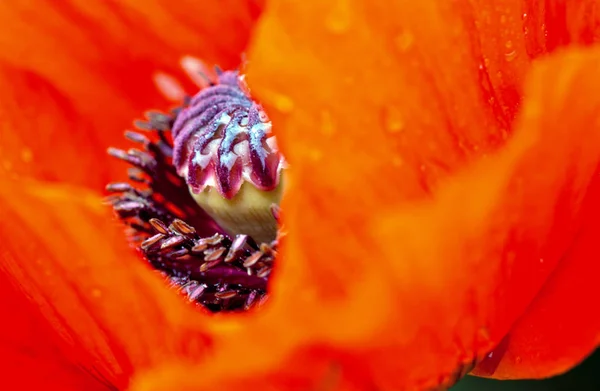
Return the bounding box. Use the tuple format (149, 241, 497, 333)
(106, 67, 283, 313)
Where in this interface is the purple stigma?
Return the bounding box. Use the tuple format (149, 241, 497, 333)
(172, 70, 283, 199)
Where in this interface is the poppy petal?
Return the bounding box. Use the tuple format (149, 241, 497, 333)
(0, 63, 113, 189)
(261, 49, 600, 390)
(247, 0, 522, 204)
(0, 271, 115, 391)
(128, 348, 338, 391)
(459, 0, 600, 122)
(473, 178, 600, 379)
(244, 0, 600, 387)
(0, 177, 210, 388)
(525, 0, 600, 53)
(0, 0, 263, 188)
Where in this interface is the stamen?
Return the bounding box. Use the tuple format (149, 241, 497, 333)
(180, 56, 217, 89)
(153, 72, 187, 102)
(142, 217, 276, 311)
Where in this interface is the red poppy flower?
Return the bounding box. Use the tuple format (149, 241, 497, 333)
(1, 0, 599, 390)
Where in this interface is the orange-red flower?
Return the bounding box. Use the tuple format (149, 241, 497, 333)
(0, 0, 599, 390)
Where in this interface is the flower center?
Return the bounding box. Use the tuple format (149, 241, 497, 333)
(172, 70, 285, 244)
(106, 67, 282, 313)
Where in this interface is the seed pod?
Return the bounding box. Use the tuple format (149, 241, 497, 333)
(172, 70, 286, 243)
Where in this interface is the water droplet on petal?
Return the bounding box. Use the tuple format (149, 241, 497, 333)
(383, 106, 405, 133)
(505, 50, 518, 62)
(20, 148, 33, 163)
(504, 40, 517, 61)
(266, 91, 294, 114)
(394, 31, 414, 52)
(391, 155, 404, 167)
(308, 148, 323, 162)
(325, 0, 352, 34)
(275, 95, 294, 113)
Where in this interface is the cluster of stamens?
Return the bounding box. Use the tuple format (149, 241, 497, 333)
(106, 70, 281, 312)
(141, 218, 275, 312)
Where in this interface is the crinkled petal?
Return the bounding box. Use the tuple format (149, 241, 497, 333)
(0, 178, 210, 388)
(473, 177, 600, 379)
(0, 0, 263, 188)
(273, 48, 600, 389)
(234, 0, 600, 386)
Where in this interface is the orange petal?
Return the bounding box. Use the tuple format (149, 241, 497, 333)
(0, 63, 113, 189)
(272, 48, 600, 389)
(463, 0, 600, 121)
(525, 0, 600, 52)
(237, 0, 600, 388)
(0, 0, 263, 188)
(473, 178, 600, 379)
(248, 0, 523, 205)
(129, 349, 339, 391)
(0, 177, 209, 388)
(0, 269, 114, 390)
(464, 0, 531, 122)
